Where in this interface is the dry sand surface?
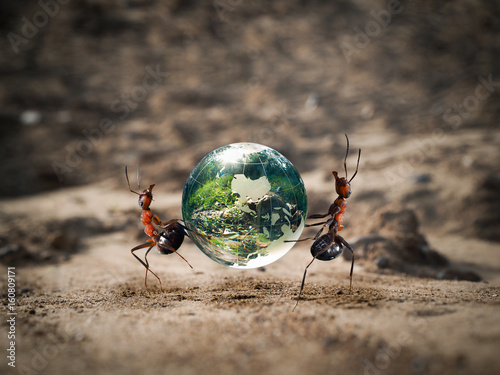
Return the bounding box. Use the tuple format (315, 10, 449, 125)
(1, 1, 500, 375)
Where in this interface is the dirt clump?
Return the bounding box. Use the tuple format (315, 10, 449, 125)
(344, 206, 481, 281)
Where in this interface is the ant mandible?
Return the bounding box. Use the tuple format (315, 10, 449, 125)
(289, 134, 361, 310)
(125, 165, 193, 289)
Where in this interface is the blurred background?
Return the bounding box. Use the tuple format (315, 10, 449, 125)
(0, 0, 499, 243)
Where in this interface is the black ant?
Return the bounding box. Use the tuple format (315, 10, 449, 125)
(288, 134, 361, 310)
(125, 166, 193, 289)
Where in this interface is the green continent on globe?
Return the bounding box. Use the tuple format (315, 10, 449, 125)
(182, 143, 308, 268)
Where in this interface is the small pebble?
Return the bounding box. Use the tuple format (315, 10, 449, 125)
(410, 173, 432, 183)
(376, 257, 390, 269)
(20, 110, 41, 126)
(436, 268, 482, 282)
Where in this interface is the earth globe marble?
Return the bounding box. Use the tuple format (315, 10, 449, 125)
(182, 143, 308, 268)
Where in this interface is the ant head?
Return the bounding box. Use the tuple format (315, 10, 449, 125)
(332, 134, 361, 199)
(138, 184, 155, 210)
(333, 134, 361, 199)
(126, 166, 156, 210)
(332, 171, 351, 198)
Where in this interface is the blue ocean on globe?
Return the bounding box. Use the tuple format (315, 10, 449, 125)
(182, 143, 308, 268)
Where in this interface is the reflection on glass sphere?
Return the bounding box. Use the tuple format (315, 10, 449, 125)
(182, 143, 308, 268)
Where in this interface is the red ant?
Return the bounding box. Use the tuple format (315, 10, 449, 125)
(288, 134, 361, 310)
(125, 166, 193, 289)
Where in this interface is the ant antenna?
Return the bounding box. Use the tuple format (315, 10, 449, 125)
(344, 134, 349, 178)
(349, 149, 361, 183)
(136, 163, 141, 190)
(125, 166, 140, 196)
(125, 165, 147, 195)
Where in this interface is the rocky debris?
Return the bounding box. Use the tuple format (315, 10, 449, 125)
(343, 207, 482, 282)
(0, 216, 116, 266)
(465, 175, 500, 242)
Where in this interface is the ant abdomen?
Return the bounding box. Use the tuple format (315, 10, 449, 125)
(156, 223, 185, 255)
(311, 234, 343, 261)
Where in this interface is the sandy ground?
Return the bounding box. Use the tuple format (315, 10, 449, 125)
(1, 1, 500, 375)
(0, 173, 499, 375)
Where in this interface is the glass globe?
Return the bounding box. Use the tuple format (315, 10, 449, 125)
(182, 143, 308, 268)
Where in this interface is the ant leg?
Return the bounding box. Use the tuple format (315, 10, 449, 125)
(131, 241, 163, 289)
(293, 237, 342, 311)
(174, 251, 193, 269)
(159, 220, 211, 240)
(309, 204, 340, 221)
(156, 218, 212, 241)
(305, 221, 329, 227)
(337, 235, 355, 292)
(292, 257, 316, 312)
(181, 224, 212, 240)
(285, 227, 326, 243)
(154, 218, 181, 228)
(158, 242, 194, 269)
(143, 246, 163, 290)
(285, 237, 315, 243)
(312, 225, 327, 240)
(308, 213, 329, 219)
(286, 218, 333, 243)
(312, 218, 335, 240)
